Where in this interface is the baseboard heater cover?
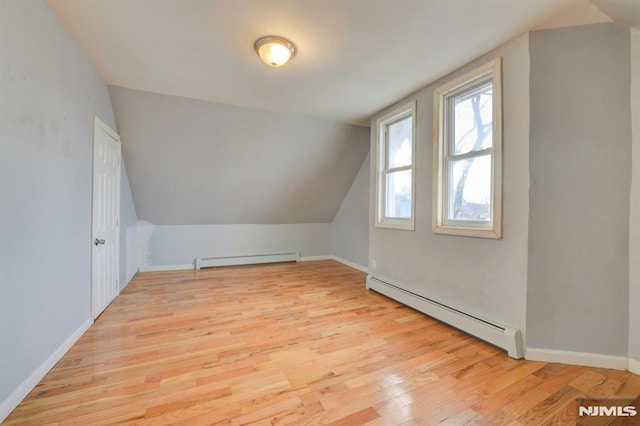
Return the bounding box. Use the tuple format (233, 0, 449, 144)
(195, 252, 299, 269)
(366, 275, 524, 359)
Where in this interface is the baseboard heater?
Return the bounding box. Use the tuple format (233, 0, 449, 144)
(366, 275, 524, 359)
(195, 251, 299, 269)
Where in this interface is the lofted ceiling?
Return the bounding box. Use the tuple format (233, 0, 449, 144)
(45, 0, 581, 126)
(43, 0, 638, 226)
(589, 0, 640, 29)
(109, 86, 370, 224)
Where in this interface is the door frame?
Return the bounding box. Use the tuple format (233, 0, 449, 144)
(91, 116, 121, 319)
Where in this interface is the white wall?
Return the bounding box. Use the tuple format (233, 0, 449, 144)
(331, 154, 370, 268)
(139, 223, 331, 268)
(369, 33, 531, 336)
(0, 0, 137, 419)
(629, 28, 640, 364)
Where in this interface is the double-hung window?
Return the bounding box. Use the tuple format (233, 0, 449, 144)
(433, 58, 502, 238)
(375, 101, 416, 230)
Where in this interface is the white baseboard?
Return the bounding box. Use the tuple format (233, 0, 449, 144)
(140, 257, 369, 274)
(299, 255, 331, 262)
(138, 264, 195, 272)
(196, 252, 299, 269)
(629, 358, 640, 374)
(0, 318, 93, 423)
(330, 256, 369, 274)
(526, 348, 629, 370)
(298, 255, 369, 274)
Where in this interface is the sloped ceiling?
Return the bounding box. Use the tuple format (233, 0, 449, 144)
(45, 0, 578, 126)
(590, 0, 640, 28)
(46, 0, 605, 226)
(109, 87, 369, 224)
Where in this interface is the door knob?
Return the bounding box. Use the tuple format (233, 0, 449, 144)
(94, 238, 105, 246)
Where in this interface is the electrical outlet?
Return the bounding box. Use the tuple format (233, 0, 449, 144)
(371, 259, 377, 269)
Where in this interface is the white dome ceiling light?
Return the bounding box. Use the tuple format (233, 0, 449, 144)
(254, 36, 296, 68)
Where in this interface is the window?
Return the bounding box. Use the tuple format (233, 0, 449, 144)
(433, 58, 502, 238)
(375, 101, 416, 230)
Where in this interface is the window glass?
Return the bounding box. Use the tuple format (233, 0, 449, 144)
(385, 170, 412, 219)
(453, 83, 493, 155)
(448, 155, 491, 222)
(388, 116, 412, 169)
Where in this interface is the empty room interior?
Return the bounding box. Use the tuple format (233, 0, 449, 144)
(2, 0, 640, 424)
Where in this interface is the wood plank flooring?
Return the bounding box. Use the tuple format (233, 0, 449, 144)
(5, 260, 639, 425)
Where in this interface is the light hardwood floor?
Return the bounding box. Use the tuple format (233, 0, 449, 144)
(5, 260, 639, 425)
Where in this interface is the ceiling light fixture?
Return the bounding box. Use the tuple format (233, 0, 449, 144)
(254, 36, 296, 68)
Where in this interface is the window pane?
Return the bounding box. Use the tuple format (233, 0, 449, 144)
(385, 170, 412, 218)
(387, 116, 412, 168)
(453, 82, 492, 155)
(448, 155, 491, 222)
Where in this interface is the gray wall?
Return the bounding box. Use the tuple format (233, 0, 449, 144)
(0, 0, 137, 410)
(109, 86, 370, 225)
(369, 33, 531, 336)
(527, 23, 631, 356)
(120, 160, 138, 288)
(140, 223, 330, 267)
(331, 154, 370, 267)
(629, 28, 640, 362)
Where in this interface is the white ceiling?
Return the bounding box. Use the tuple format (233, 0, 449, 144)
(589, 0, 640, 29)
(47, 0, 583, 126)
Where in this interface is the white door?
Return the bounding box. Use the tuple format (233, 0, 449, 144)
(91, 116, 121, 319)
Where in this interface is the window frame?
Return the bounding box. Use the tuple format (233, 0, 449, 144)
(375, 101, 417, 230)
(432, 58, 502, 239)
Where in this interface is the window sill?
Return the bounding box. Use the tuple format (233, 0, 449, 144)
(432, 224, 501, 239)
(375, 220, 415, 231)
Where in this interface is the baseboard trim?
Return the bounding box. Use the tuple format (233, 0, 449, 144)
(629, 358, 640, 374)
(298, 255, 369, 274)
(526, 348, 629, 370)
(0, 317, 93, 423)
(330, 256, 369, 274)
(299, 255, 331, 262)
(138, 264, 195, 272)
(139, 257, 369, 274)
